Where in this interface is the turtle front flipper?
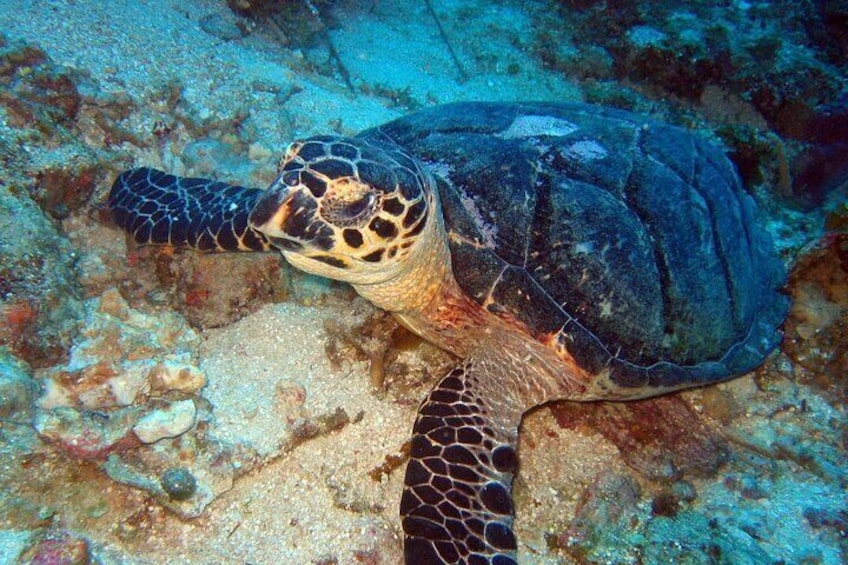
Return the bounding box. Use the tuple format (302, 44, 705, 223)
(109, 167, 272, 252)
(402, 360, 521, 565)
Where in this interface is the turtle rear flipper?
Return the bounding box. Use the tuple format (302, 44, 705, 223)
(402, 359, 521, 565)
(109, 167, 272, 252)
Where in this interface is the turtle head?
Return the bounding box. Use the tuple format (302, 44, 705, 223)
(249, 136, 437, 286)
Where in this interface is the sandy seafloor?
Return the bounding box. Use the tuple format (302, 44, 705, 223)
(0, 0, 846, 564)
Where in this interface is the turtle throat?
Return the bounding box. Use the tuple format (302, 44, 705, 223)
(350, 192, 455, 316)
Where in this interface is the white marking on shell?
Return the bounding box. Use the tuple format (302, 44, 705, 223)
(424, 160, 453, 179)
(573, 241, 594, 255)
(458, 190, 498, 249)
(563, 140, 608, 161)
(424, 159, 502, 247)
(598, 297, 614, 319)
(497, 115, 578, 139)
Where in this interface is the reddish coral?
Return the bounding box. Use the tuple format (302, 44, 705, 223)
(36, 407, 143, 460)
(34, 166, 99, 219)
(4, 299, 37, 327)
(0, 300, 43, 362)
(183, 288, 211, 308)
(550, 395, 729, 481)
(59, 427, 141, 460)
(781, 222, 848, 400)
(18, 531, 90, 565)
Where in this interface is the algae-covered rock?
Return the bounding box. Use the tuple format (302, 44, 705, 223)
(0, 35, 127, 372)
(782, 224, 848, 400)
(118, 239, 290, 330)
(0, 348, 38, 420)
(558, 471, 646, 563)
(16, 529, 91, 565)
(537, 2, 848, 207)
(37, 288, 203, 410)
(0, 179, 82, 368)
(103, 435, 235, 519)
(33, 405, 142, 460)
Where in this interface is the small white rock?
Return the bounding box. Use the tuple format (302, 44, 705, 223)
(133, 399, 197, 444)
(248, 142, 272, 162)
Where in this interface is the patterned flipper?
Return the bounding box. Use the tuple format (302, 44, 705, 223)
(402, 360, 521, 565)
(108, 167, 272, 252)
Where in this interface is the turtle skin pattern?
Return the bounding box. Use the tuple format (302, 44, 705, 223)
(402, 361, 519, 565)
(109, 167, 272, 252)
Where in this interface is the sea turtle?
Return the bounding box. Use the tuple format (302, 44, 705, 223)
(109, 102, 787, 564)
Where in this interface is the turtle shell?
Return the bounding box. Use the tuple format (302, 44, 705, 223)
(359, 102, 787, 393)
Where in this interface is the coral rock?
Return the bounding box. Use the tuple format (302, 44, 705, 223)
(132, 399, 197, 444)
(34, 406, 142, 460)
(559, 470, 644, 562)
(37, 289, 203, 410)
(148, 361, 206, 394)
(103, 439, 235, 519)
(17, 530, 90, 565)
(0, 178, 82, 368)
(0, 348, 38, 419)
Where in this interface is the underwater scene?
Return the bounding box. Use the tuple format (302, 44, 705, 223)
(0, 0, 846, 563)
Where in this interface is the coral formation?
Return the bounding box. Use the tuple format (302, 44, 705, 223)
(0, 349, 37, 419)
(0, 165, 82, 367)
(36, 289, 203, 410)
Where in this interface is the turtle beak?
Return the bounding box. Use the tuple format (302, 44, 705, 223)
(249, 177, 307, 251)
(249, 175, 324, 252)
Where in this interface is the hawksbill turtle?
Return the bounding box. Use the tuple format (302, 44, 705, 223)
(109, 102, 787, 564)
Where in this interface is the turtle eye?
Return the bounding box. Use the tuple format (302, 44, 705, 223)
(345, 195, 372, 218)
(321, 190, 380, 227)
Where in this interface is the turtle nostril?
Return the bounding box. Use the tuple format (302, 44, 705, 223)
(282, 171, 300, 187)
(249, 174, 294, 229)
(347, 196, 371, 217)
